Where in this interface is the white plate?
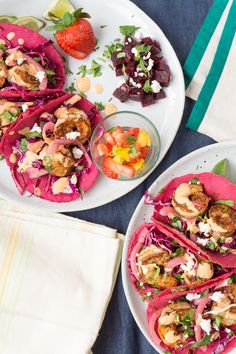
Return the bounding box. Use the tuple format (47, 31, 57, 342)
(0, 0, 184, 211)
(122, 141, 236, 353)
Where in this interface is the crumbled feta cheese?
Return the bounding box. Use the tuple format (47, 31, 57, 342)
(141, 265, 149, 275)
(143, 52, 151, 60)
(151, 80, 162, 93)
(209, 291, 224, 302)
(225, 328, 231, 333)
(21, 103, 28, 112)
(147, 58, 154, 72)
(127, 37, 132, 43)
(35, 71, 46, 83)
(17, 57, 25, 65)
(136, 83, 142, 89)
(196, 237, 209, 246)
(70, 174, 77, 185)
(136, 253, 139, 257)
(131, 47, 138, 57)
(30, 123, 41, 133)
(199, 319, 211, 335)
(186, 293, 201, 302)
(72, 147, 83, 159)
(180, 259, 195, 272)
(125, 42, 128, 45)
(198, 222, 210, 235)
(66, 131, 81, 140)
(146, 291, 152, 297)
(139, 282, 144, 286)
(138, 72, 145, 77)
(129, 77, 138, 87)
(134, 71, 138, 77)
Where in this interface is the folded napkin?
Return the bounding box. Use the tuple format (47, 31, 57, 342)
(0, 200, 123, 354)
(184, 0, 236, 141)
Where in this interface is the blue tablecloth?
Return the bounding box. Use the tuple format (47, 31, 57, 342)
(69, 1, 216, 353)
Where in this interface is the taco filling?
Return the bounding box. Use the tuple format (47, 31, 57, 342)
(148, 276, 236, 353)
(128, 223, 227, 301)
(151, 176, 236, 256)
(4, 94, 100, 202)
(0, 24, 65, 91)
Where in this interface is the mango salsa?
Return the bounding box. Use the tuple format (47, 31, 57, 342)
(136, 129, 151, 147)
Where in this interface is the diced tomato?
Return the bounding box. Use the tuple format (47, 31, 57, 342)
(97, 142, 112, 156)
(127, 127, 140, 136)
(129, 155, 140, 163)
(140, 146, 149, 158)
(103, 132, 116, 146)
(112, 131, 129, 147)
(102, 157, 135, 179)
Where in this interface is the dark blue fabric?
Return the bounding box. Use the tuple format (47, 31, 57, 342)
(66, 1, 216, 353)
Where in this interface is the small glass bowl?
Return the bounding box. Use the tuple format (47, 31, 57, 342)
(90, 111, 161, 181)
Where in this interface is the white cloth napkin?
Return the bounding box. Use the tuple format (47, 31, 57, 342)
(0, 200, 123, 354)
(184, 0, 236, 142)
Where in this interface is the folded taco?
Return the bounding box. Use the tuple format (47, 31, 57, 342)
(3, 94, 102, 203)
(0, 89, 64, 154)
(147, 274, 236, 353)
(127, 222, 231, 302)
(0, 23, 65, 93)
(150, 172, 236, 267)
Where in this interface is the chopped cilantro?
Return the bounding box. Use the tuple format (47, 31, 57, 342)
(191, 334, 211, 349)
(0, 44, 7, 52)
(154, 266, 160, 279)
(88, 60, 102, 77)
(130, 145, 139, 158)
(3, 111, 17, 122)
(103, 41, 123, 59)
(138, 58, 147, 72)
(200, 289, 209, 298)
(215, 315, 222, 328)
(214, 199, 234, 207)
(100, 25, 107, 29)
(154, 289, 160, 295)
(119, 25, 140, 36)
(30, 87, 40, 91)
(190, 177, 199, 185)
(208, 240, 216, 250)
(171, 288, 187, 293)
(94, 102, 104, 111)
(170, 247, 184, 258)
(66, 82, 76, 93)
(228, 274, 236, 284)
(45, 68, 56, 85)
(43, 155, 52, 172)
(164, 351, 172, 354)
(137, 281, 145, 289)
(126, 136, 137, 143)
(27, 131, 42, 139)
(0, 155, 5, 160)
(65, 64, 73, 75)
(171, 216, 182, 230)
(117, 52, 126, 59)
(159, 188, 166, 193)
(135, 44, 152, 54)
(19, 138, 28, 152)
(75, 165, 85, 171)
(143, 79, 152, 93)
(77, 64, 87, 77)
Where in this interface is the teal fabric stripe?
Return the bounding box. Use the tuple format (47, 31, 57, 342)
(184, 0, 229, 88)
(186, 0, 236, 131)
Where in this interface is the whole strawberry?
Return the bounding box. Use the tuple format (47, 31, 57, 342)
(47, 9, 96, 60)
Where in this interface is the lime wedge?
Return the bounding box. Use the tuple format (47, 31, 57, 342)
(212, 158, 227, 177)
(43, 0, 75, 20)
(0, 15, 18, 24)
(13, 16, 45, 31)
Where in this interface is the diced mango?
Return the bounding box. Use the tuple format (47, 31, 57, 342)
(112, 146, 130, 161)
(113, 155, 124, 164)
(136, 129, 151, 147)
(132, 158, 144, 171)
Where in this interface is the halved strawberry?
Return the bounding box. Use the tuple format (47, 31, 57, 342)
(112, 132, 129, 147)
(97, 142, 112, 156)
(47, 9, 95, 60)
(102, 157, 135, 179)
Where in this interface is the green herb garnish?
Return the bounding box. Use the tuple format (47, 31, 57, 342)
(191, 334, 211, 349)
(119, 25, 140, 36)
(190, 177, 199, 185)
(200, 289, 209, 298)
(100, 25, 107, 29)
(46, 9, 90, 32)
(126, 136, 137, 143)
(77, 64, 87, 77)
(154, 266, 160, 279)
(143, 79, 152, 93)
(19, 138, 28, 152)
(94, 102, 104, 111)
(171, 216, 182, 230)
(3, 111, 17, 122)
(215, 315, 222, 328)
(214, 200, 234, 207)
(88, 60, 102, 77)
(66, 82, 76, 93)
(117, 52, 126, 59)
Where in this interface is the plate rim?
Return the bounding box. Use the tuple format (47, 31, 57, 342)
(0, 0, 185, 212)
(121, 140, 236, 353)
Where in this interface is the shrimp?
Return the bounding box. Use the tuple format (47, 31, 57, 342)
(182, 261, 214, 285)
(208, 205, 236, 239)
(8, 63, 39, 89)
(0, 100, 21, 126)
(0, 61, 8, 88)
(54, 107, 91, 144)
(172, 183, 210, 218)
(137, 245, 177, 288)
(210, 284, 236, 326)
(44, 148, 75, 177)
(158, 302, 194, 349)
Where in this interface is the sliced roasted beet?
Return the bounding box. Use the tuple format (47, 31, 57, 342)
(113, 83, 131, 102)
(153, 70, 171, 87)
(129, 87, 144, 102)
(141, 93, 156, 107)
(154, 90, 166, 100)
(125, 60, 136, 77)
(124, 45, 133, 62)
(124, 35, 137, 46)
(115, 67, 123, 76)
(111, 51, 126, 67)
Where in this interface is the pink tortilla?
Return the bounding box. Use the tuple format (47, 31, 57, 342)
(3, 93, 102, 203)
(146, 274, 236, 354)
(152, 172, 236, 267)
(127, 222, 233, 303)
(0, 23, 65, 90)
(0, 89, 64, 154)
